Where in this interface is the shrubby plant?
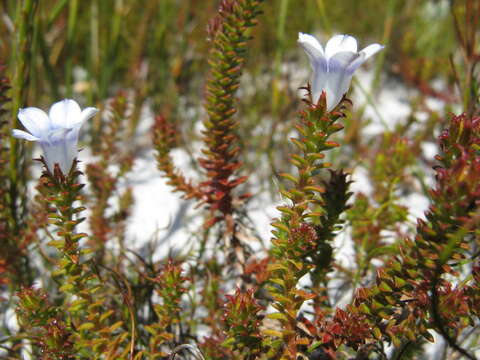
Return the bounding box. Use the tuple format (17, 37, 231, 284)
(0, 0, 479, 359)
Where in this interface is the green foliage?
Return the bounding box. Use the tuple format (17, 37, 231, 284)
(153, 0, 264, 233)
(144, 260, 189, 358)
(222, 288, 264, 358)
(16, 287, 75, 359)
(32, 163, 133, 359)
(335, 114, 480, 357)
(1, 0, 480, 359)
(265, 94, 351, 358)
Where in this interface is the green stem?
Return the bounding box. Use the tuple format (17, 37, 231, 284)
(8, 0, 38, 236)
(65, 0, 79, 97)
(36, 16, 60, 100)
(271, 0, 289, 115)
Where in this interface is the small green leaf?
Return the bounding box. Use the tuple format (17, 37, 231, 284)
(394, 276, 406, 288)
(373, 327, 382, 340)
(262, 329, 284, 338)
(267, 312, 289, 322)
(358, 303, 371, 315)
(307, 341, 322, 353)
(378, 281, 393, 293)
(280, 173, 298, 184)
(78, 322, 95, 331)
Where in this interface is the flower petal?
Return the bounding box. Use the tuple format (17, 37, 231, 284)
(48, 99, 82, 129)
(46, 128, 72, 145)
(64, 135, 79, 172)
(40, 142, 70, 174)
(298, 33, 328, 104)
(325, 51, 360, 111)
(78, 107, 98, 125)
(325, 74, 354, 111)
(298, 32, 325, 63)
(12, 129, 40, 141)
(361, 43, 384, 60)
(325, 35, 358, 59)
(18, 107, 50, 138)
(347, 44, 384, 73)
(311, 60, 328, 104)
(42, 128, 77, 174)
(65, 122, 82, 143)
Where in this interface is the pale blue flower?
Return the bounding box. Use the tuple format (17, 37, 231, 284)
(12, 99, 98, 174)
(298, 33, 384, 111)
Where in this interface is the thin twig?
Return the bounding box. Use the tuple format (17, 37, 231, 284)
(431, 268, 477, 360)
(169, 344, 206, 360)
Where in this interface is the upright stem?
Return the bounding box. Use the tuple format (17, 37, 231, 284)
(65, 0, 79, 98)
(8, 0, 38, 233)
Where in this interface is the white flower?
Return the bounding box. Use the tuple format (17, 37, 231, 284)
(298, 32, 384, 111)
(12, 99, 98, 174)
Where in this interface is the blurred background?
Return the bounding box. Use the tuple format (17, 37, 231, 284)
(0, 0, 471, 258)
(0, 0, 459, 130)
